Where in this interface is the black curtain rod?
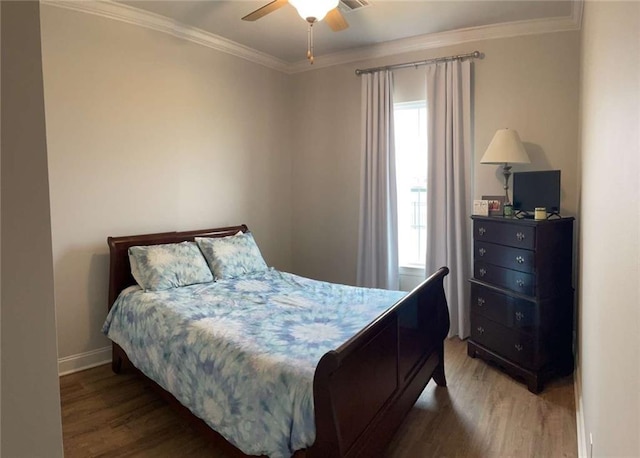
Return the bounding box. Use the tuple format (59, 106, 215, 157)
(355, 50, 482, 75)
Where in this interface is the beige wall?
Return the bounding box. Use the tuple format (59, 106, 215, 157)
(1, 2, 63, 455)
(579, 1, 640, 455)
(290, 31, 580, 285)
(40, 5, 293, 362)
(40, 4, 583, 384)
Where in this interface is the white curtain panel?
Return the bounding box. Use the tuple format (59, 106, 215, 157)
(356, 70, 399, 290)
(425, 60, 472, 338)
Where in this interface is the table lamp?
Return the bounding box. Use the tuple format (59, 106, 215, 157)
(480, 128, 531, 205)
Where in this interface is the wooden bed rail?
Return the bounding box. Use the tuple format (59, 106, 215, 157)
(310, 267, 450, 457)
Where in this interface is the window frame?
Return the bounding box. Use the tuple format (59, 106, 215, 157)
(394, 100, 427, 272)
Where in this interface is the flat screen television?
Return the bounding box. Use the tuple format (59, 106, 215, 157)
(512, 170, 561, 216)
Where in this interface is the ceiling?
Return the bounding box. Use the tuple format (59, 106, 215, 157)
(118, 0, 575, 64)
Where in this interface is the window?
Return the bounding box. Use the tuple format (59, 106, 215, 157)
(394, 101, 427, 268)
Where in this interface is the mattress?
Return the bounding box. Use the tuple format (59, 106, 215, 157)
(103, 268, 405, 457)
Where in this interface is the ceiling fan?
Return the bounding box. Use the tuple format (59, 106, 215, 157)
(242, 0, 349, 31)
(242, 0, 350, 64)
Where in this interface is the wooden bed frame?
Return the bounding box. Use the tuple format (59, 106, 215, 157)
(107, 225, 451, 457)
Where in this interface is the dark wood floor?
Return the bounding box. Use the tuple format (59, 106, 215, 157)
(60, 338, 577, 457)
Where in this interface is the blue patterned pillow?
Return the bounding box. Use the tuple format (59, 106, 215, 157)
(129, 241, 213, 291)
(196, 232, 268, 280)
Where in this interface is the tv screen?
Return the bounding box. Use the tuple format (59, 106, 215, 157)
(513, 170, 561, 214)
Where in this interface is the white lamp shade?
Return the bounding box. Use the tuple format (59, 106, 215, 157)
(480, 128, 531, 164)
(289, 0, 339, 21)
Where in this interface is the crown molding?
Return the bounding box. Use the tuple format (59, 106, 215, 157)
(571, 0, 584, 30)
(42, 0, 583, 75)
(288, 1, 584, 73)
(41, 0, 290, 73)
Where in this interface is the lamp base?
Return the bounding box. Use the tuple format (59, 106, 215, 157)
(502, 163, 512, 204)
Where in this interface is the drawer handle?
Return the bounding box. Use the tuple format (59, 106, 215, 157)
(478, 248, 486, 256)
(479, 268, 487, 277)
(515, 311, 524, 321)
(515, 344, 523, 352)
(477, 297, 485, 307)
(478, 227, 486, 236)
(516, 255, 524, 264)
(477, 326, 485, 334)
(516, 231, 525, 241)
(516, 279, 525, 287)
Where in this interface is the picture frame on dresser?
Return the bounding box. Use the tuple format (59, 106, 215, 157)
(473, 200, 489, 216)
(467, 215, 575, 393)
(482, 195, 505, 216)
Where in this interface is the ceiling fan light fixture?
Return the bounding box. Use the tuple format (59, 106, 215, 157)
(289, 0, 339, 22)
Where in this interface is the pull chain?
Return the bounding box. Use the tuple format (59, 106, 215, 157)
(306, 20, 315, 64)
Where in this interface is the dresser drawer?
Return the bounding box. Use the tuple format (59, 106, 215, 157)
(471, 314, 535, 368)
(473, 220, 535, 250)
(474, 261, 535, 296)
(471, 283, 538, 331)
(474, 241, 535, 273)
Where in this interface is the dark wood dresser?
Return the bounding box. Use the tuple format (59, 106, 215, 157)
(467, 215, 574, 393)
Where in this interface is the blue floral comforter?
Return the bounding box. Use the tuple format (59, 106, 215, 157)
(103, 268, 405, 457)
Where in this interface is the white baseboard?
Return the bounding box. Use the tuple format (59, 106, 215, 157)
(575, 363, 588, 458)
(58, 346, 111, 376)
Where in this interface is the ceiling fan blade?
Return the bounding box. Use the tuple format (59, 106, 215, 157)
(242, 0, 289, 21)
(325, 7, 349, 31)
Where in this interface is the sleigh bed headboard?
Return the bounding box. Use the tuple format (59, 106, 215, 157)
(107, 224, 248, 310)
